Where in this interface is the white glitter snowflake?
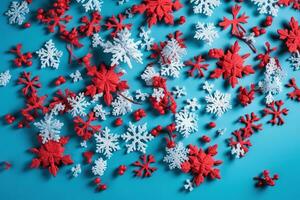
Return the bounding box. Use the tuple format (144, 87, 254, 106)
(94, 127, 120, 159)
(289, 51, 300, 71)
(76, 0, 103, 12)
(91, 33, 103, 48)
(184, 98, 201, 111)
(100, 28, 143, 69)
(34, 113, 63, 144)
(163, 142, 189, 170)
(135, 89, 149, 101)
(67, 92, 91, 117)
(70, 70, 82, 82)
(92, 157, 107, 176)
(5, 1, 29, 25)
(205, 90, 232, 117)
(189, 0, 221, 16)
(194, 22, 219, 46)
(121, 122, 153, 154)
(91, 93, 103, 103)
(51, 103, 65, 115)
(141, 66, 159, 86)
(152, 88, 165, 102)
(139, 26, 154, 51)
(93, 104, 109, 120)
(0, 70, 11, 87)
(172, 86, 187, 98)
(202, 81, 214, 93)
(111, 91, 133, 116)
(160, 61, 184, 78)
(71, 164, 82, 177)
(175, 109, 198, 138)
(184, 179, 194, 192)
(36, 40, 63, 69)
(231, 143, 245, 159)
(251, 0, 279, 16)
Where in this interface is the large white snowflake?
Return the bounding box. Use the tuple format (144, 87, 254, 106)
(121, 122, 153, 154)
(67, 92, 91, 117)
(251, 0, 279, 16)
(92, 157, 107, 176)
(205, 90, 232, 117)
(163, 142, 189, 170)
(175, 109, 198, 138)
(111, 91, 133, 116)
(101, 28, 143, 69)
(36, 39, 63, 69)
(140, 66, 159, 86)
(94, 127, 120, 159)
(76, 0, 103, 12)
(289, 51, 300, 71)
(0, 70, 11, 87)
(34, 113, 63, 144)
(172, 86, 187, 98)
(189, 0, 221, 16)
(194, 22, 219, 46)
(5, 1, 29, 25)
(93, 104, 109, 120)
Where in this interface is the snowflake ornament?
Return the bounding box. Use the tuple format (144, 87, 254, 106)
(5, 1, 29, 25)
(121, 122, 153, 154)
(263, 100, 289, 125)
(189, 0, 221, 16)
(67, 92, 91, 117)
(277, 17, 300, 53)
(172, 86, 187, 98)
(70, 70, 83, 82)
(152, 88, 165, 102)
(194, 22, 219, 45)
(0, 70, 11, 87)
(80, 140, 88, 148)
(202, 81, 214, 93)
(184, 55, 209, 78)
(71, 164, 82, 177)
(135, 89, 149, 101)
(139, 26, 154, 51)
(36, 40, 63, 69)
(184, 179, 194, 192)
(289, 51, 300, 70)
(228, 130, 252, 158)
(286, 78, 300, 101)
(163, 142, 189, 170)
(92, 157, 107, 176)
(175, 109, 198, 138)
(184, 98, 201, 111)
(230, 143, 245, 158)
(132, 154, 157, 177)
(111, 91, 133, 116)
(205, 90, 232, 117)
(76, 0, 103, 12)
(140, 66, 159, 86)
(93, 104, 109, 120)
(251, 0, 279, 16)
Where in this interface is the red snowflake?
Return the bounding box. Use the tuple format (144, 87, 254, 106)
(228, 130, 252, 156)
(73, 112, 101, 141)
(60, 28, 83, 48)
(286, 78, 300, 101)
(208, 41, 254, 88)
(254, 170, 279, 187)
(263, 100, 289, 125)
(237, 84, 256, 106)
(181, 144, 222, 186)
(278, 0, 300, 10)
(256, 42, 277, 68)
(104, 14, 132, 37)
(184, 55, 209, 78)
(132, 154, 157, 177)
(239, 112, 262, 138)
(18, 72, 41, 95)
(277, 17, 300, 53)
(131, 0, 183, 27)
(10, 44, 32, 67)
(30, 136, 73, 176)
(49, 89, 76, 114)
(85, 64, 128, 106)
(78, 12, 101, 37)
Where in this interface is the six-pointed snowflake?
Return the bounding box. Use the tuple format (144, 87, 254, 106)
(172, 86, 187, 98)
(67, 92, 91, 117)
(189, 0, 221, 16)
(92, 157, 107, 176)
(205, 90, 232, 117)
(175, 109, 198, 138)
(71, 164, 82, 177)
(194, 22, 219, 45)
(251, 0, 279, 16)
(76, 0, 103, 12)
(0, 70, 11, 87)
(184, 98, 201, 111)
(70, 70, 83, 82)
(36, 39, 63, 69)
(93, 104, 109, 120)
(163, 142, 189, 170)
(5, 1, 29, 25)
(111, 91, 133, 116)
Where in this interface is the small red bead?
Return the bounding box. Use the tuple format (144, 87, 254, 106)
(23, 22, 31, 28)
(178, 16, 186, 25)
(208, 122, 216, 128)
(98, 184, 107, 191)
(201, 135, 211, 143)
(114, 118, 123, 126)
(94, 177, 101, 184)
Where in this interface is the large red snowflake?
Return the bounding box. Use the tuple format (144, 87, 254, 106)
(73, 112, 101, 141)
(277, 17, 300, 53)
(263, 100, 289, 125)
(286, 78, 300, 101)
(208, 41, 254, 88)
(132, 154, 157, 177)
(181, 144, 222, 186)
(239, 112, 262, 138)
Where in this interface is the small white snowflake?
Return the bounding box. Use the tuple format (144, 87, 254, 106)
(71, 164, 82, 177)
(92, 157, 107, 176)
(34, 113, 63, 144)
(94, 127, 120, 159)
(172, 86, 187, 98)
(111, 91, 133, 116)
(202, 81, 214, 93)
(205, 90, 232, 117)
(231, 143, 245, 159)
(160, 61, 184, 78)
(175, 109, 198, 138)
(135, 89, 149, 101)
(251, 0, 279, 16)
(184, 98, 201, 111)
(67, 92, 91, 117)
(50, 103, 65, 115)
(139, 26, 154, 51)
(70, 70, 83, 82)
(0, 70, 11, 87)
(242, 32, 256, 45)
(141, 66, 159, 86)
(91, 33, 103, 48)
(76, 0, 103, 12)
(80, 140, 88, 148)
(152, 88, 165, 102)
(118, 0, 129, 5)
(124, 8, 133, 18)
(91, 93, 103, 103)
(36, 39, 63, 69)
(163, 142, 189, 170)
(289, 51, 300, 71)
(184, 179, 194, 192)
(5, 1, 29, 25)
(217, 128, 226, 136)
(194, 22, 219, 46)
(121, 122, 153, 154)
(93, 104, 109, 120)
(189, 0, 221, 16)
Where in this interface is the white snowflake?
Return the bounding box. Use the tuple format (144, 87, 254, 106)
(111, 91, 133, 116)
(100, 28, 143, 69)
(121, 122, 153, 154)
(202, 81, 214, 93)
(67, 92, 91, 117)
(36, 40, 63, 69)
(189, 0, 221, 16)
(205, 90, 232, 117)
(160, 61, 184, 78)
(92, 157, 107, 176)
(34, 113, 63, 144)
(91, 93, 103, 103)
(163, 142, 189, 170)
(124, 8, 133, 18)
(76, 0, 103, 12)
(184, 179, 194, 192)
(217, 128, 226, 136)
(91, 33, 103, 48)
(139, 26, 154, 51)
(251, 0, 279, 16)
(94, 127, 120, 159)
(118, 0, 129, 5)
(5, 1, 29, 25)
(93, 104, 109, 120)
(80, 140, 88, 148)
(70, 70, 82, 82)
(194, 22, 219, 46)
(51, 103, 65, 115)
(135, 89, 149, 101)
(185, 98, 201, 111)
(289, 51, 300, 71)
(71, 164, 82, 177)
(175, 109, 198, 138)
(141, 66, 159, 86)
(0, 70, 11, 87)
(152, 88, 165, 102)
(242, 32, 256, 45)
(172, 86, 187, 98)
(231, 143, 245, 159)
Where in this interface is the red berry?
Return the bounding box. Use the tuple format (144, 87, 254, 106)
(114, 118, 123, 126)
(201, 135, 211, 143)
(208, 122, 216, 128)
(94, 177, 101, 184)
(98, 184, 107, 191)
(23, 22, 31, 28)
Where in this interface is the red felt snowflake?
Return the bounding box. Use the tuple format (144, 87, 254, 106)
(10, 44, 32, 67)
(263, 100, 289, 125)
(208, 41, 254, 88)
(49, 89, 76, 114)
(78, 12, 102, 37)
(238, 84, 256, 106)
(184, 55, 209, 78)
(181, 144, 223, 186)
(131, 0, 183, 27)
(30, 136, 73, 176)
(254, 170, 279, 187)
(278, 0, 300, 10)
(105, 14, 132, 37)
(85, 64, 128, 106)
(277, 17, 300, 53)
(256, 42, 278, 68)
(60, 28, 83, 48)
(239, 112, 262, 138)
(286, 78, 300, 101)
(18, 72, 41, 95)
(74, 112, 101, 141)
(132, 154, 157, 177)
(228, 130, 252, 156)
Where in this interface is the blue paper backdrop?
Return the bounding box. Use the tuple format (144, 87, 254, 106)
(0, 1, 299, 200)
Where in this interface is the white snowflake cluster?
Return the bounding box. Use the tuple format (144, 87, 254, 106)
(251, 0, 279, 16)
(135, 89, 149, 101)
(0, 70, 11, 87)
(121, 122, 153, 154)
(175, 109, 198, 138)
(5, 1, 29, 25)
(139, 26, 154, 51)
(70, 70, 83, 82)
(172, 86, 187, 98)
(67, 92, 91, 117)
(189, 0, 221, 16)
(163, 142, 189, 170)
(184, 98, 201, 111)
(36, 39, 63, 69)
(289, 51, 300, 71)
(76, 0, 103, 12)
(231, 143, 245, 159)
(111, 91, 133, 116)
(194, 22, 219, 46)
(140, 66, 159, 86)
(184, 179, 194, 192)
(71, 164, 82, 177)
(92, 157, 107, 176)
(93, 104, 109, 120)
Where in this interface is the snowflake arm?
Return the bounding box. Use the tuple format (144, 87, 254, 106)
(135, 89, 149, 101)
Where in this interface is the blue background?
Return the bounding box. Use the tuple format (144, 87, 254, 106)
(0, 0, 299, 200)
